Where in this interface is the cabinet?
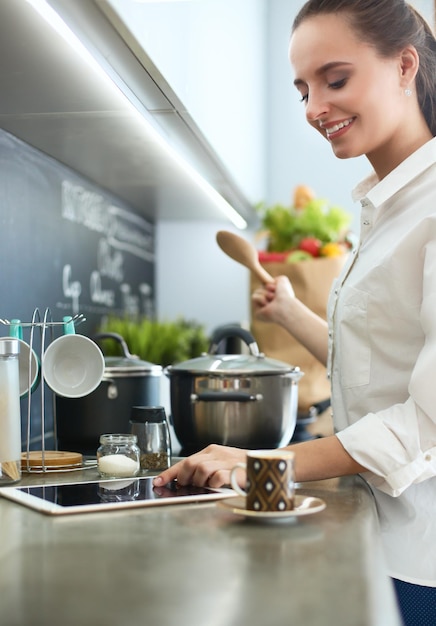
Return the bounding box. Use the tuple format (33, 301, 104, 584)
(0, 0, 257, 226)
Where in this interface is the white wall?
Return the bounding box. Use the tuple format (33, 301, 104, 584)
(108, 0, 267, 204)
(411, 0, 435, 25)
(156, 220, 250, 334)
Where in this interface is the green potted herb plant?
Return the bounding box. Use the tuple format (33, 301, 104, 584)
(97, 316, 209, 367)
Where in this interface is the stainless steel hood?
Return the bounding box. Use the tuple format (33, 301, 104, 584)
(0, 0, 254, 225)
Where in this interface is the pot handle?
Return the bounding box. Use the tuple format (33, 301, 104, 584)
(191, 391, 263, 403)
(93, 332, 139, 360)
(208, 325, 260, 356)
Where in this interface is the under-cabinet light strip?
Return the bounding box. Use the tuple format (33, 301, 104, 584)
(25, 0, 248, 229)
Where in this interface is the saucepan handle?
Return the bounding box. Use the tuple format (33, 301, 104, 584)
(208, 324, 260, 357)
(93, 332, 137, 359)
(191, 391, 263, 403)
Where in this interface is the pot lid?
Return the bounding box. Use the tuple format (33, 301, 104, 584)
(167, 352, 302, 377)
(92, 332, 162, 377)
(103, 355, 162, 376)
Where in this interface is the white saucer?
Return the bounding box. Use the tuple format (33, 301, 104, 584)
(217, 494, 326, 521)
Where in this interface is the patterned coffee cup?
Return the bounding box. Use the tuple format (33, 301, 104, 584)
(230, 450, 295, 512)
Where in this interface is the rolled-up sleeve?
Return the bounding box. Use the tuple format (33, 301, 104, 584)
(337, 400, 436, 496)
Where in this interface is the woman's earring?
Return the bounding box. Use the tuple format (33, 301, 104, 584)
(404, 88, 413, 97)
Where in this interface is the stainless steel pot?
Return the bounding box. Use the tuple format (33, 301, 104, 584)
(56, 333, 162, 455)
(166, 326, 303, 453)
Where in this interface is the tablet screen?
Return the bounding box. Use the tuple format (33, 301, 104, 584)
(0, 477, 235, 515)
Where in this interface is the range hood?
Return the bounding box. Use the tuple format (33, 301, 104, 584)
(0, 0, 254, 226)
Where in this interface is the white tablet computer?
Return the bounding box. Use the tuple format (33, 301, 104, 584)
(0, 477, 235, 515)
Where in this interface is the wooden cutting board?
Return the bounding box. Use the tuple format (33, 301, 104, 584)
(21, 450, 83, 469)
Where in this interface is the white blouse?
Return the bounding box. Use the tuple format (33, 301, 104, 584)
(329, 137, 436, 585)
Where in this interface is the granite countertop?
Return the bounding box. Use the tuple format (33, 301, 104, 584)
(0, 463, 401, 626)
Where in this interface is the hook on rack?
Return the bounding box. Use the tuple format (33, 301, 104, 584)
(0, 313, 86, 328)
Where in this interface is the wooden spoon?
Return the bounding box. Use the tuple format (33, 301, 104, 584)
(216, 230, 274, 284)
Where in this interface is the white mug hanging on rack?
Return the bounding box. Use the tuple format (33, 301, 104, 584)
(42, 316, 105, 398)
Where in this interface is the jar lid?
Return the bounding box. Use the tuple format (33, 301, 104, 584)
(130, 406, 166, 423)
(0, 339, 20, 356)
(99, 433, 138, 444)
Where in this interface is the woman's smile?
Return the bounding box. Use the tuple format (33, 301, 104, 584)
(321, 117, 356, 140)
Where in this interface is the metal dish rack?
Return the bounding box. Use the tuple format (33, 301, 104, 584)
(0, 308, 86, 473)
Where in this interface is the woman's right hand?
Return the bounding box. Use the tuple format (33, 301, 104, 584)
(153, 444, 247, 489)
(252, 273, 329, 366)
(252, 275, 296, 325)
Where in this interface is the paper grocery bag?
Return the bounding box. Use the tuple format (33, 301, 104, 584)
(250, 255, 347, 413)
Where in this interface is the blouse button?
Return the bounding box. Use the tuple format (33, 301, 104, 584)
(425, 454, 432, 462)
(363, 220, 370, 226)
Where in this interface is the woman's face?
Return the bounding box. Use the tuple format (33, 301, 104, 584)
(289, 13, 412, 174)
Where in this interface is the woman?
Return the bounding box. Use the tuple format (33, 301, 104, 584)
(154, 1, 436, 622)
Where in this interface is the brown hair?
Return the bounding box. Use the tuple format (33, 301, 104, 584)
(292, 0, 436, 136)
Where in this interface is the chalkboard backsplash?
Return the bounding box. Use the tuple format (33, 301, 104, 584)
(0, 130, 155, 450)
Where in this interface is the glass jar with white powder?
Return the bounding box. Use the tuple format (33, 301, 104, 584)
(97, 433, 140, 479)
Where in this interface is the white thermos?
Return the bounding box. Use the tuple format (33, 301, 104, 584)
(0, 339, 22, 484)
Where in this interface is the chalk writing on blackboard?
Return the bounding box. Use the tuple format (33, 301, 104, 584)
(58, 180, 154, 317)
(61, 180, 154, 260)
